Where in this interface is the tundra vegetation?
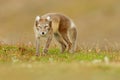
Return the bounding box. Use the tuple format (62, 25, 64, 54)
(0, 42, 120, 80)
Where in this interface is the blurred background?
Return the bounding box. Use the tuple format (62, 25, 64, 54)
(0, 0, 120, 50)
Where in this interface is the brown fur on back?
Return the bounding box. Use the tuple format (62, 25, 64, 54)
(41, 13, 71, 33)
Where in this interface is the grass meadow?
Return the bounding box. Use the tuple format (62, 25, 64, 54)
(0, 43, 120, 80)
(0, 0, 120, 80)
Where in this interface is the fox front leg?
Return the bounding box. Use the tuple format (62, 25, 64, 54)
(42, 35, 53, 55)
(36, 37, 40, 56)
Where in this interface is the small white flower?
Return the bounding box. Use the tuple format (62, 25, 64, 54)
(92, 59, 102, 64)
(104, 56, 109, 64)
(49, 58, 54, 62)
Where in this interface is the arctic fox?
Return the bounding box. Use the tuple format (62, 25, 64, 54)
(34, 13, 77, 56)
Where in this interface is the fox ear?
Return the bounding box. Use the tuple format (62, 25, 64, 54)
(36, 16, 40, 22)
(35, 16, 40, 26)
(46, 16, 51, 21)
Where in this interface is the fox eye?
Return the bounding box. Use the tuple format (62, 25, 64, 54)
(36, 27, 39, 30)
(45, 26, 50, 30)
(44, 26, 48, 28)
(44, 26, 49, 29)
(38, 26, 42, 29)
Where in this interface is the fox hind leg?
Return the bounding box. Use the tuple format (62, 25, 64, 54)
(54, 33, 66, 53)
(69, 27, 77, 53)
(60, 31, 72, 52)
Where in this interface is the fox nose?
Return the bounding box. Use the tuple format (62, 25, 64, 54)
(42, 32, 44, 35)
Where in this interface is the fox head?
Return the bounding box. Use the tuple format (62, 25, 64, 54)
(35, 16, 52, 36)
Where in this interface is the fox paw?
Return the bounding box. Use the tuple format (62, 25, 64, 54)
(41, 53, 47, 56)
(36, 53, 40, 56)
(69, 50, 74, 54)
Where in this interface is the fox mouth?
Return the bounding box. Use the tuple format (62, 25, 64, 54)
(41, 35, 46, 37)
(40, 34, 47, 37)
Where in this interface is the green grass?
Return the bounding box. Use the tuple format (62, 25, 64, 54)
(1, 63, 120, 80)
(0, 44, 120, 63)
(0, 44, 120, 80)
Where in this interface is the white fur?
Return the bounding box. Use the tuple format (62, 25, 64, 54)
(45, 24, 49, 26)
(34, 27, 40, 38)
(36, 16, 40, 21)
(47, 16, 51, 21)
(70, 20, 75, 28)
